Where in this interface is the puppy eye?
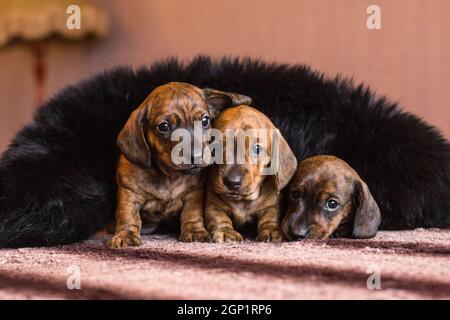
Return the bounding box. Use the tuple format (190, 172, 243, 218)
(201, 116, 210, 128)
(251, 143, 263, 156)
(290, 189, 301, 200)
(324, 198, 340, 212)
(157, 121, 170, 133)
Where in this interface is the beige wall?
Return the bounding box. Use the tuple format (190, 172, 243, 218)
(0, 0, 449, 152)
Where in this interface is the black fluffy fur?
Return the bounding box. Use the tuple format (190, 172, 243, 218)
(0, 56, 449, 248)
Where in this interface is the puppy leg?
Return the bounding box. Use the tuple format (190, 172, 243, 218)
(257, 206, 284, 242)
(108, 187, 144, 248)
(179, 188, 209, 242)
(205, 203, 243, 243)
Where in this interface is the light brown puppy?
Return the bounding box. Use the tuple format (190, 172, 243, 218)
(205, 106, 297, 243)
(282, 155, 381, 240)
(109, 82, 251, 248)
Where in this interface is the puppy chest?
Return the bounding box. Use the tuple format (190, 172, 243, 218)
(138, 174, 203, 221)
(141, 198, 184, 221)
(145, 175, 202, 201)
(229, 204, 258, 225)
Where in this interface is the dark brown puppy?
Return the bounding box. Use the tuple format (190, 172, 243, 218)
(282, 155, 381, 240)
(205, 106, 297, 243)
(109, 82, 251, 248)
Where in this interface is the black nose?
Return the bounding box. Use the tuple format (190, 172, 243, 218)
(223, 172, 243, 191)
(290, 230, 306, 240)
(288, 224, 309, 240)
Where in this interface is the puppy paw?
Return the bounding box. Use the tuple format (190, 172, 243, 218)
(257, 228, 284, 242)
(210, 228, 243, 243)
(108, 231, 142, 248)
(179, 228, 209, 242)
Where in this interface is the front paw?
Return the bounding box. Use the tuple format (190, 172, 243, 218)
(257, 228, 284, 242)
(179, 227, 209, 242)
(210, 228, 243, 243)
(108, 231, 142, 248)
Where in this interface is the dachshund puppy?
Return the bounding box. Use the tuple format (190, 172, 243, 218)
(282, 155, 381, 240)
(205, 106, 297, 243)
(109, 82, 251, 248)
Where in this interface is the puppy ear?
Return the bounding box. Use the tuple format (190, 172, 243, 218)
(352, 180, 381, 238)
(271, 130, 297, 192)
(203, 88, 252, 118)
(117, 105, 151, 169)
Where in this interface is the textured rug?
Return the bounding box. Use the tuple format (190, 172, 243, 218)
(0, 229, 449, 299)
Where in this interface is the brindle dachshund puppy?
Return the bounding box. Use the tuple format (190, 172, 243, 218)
(109, 82, 251, 248)
(282, 155, 381, 240)
(205, 106, 297, 243)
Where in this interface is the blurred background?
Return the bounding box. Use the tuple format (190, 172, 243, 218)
(0, 0, 449, 152)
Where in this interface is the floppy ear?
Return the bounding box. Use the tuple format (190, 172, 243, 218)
(117, 105, 151, 169)
(272, 130, 297, 192)
(203, 88, 252, 118)
(352, 180, 381, 239)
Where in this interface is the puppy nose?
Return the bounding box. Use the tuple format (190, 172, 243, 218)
(289, 224, 309, 240)
(223, 172, 243, 191)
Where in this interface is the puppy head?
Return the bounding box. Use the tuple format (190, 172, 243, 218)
(210, 106, 297, 201)
(117, 82, 251, 175)
(282, 155, 380, 240)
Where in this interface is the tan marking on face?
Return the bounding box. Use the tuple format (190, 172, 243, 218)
(205, 106, 291, 243)
(283, 155, 361, 240)
(144, 82, 210, 174)
(211, 106, 275, 200)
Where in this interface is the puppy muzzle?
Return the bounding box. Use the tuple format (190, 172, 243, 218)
(223, 171, 243, 191)
(282, 215, 310, 241)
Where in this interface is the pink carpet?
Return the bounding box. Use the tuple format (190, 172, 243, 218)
(0, 229, 449, 299)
